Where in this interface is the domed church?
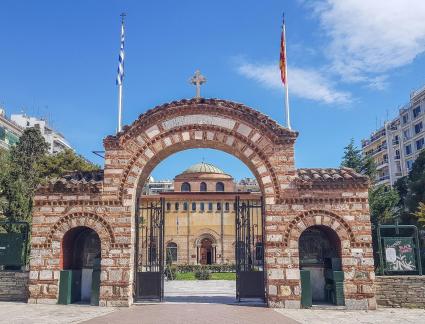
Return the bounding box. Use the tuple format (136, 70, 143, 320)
(139, 162, 262, 265)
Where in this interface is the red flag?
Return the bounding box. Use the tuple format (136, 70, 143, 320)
(280, 16, 286, 85)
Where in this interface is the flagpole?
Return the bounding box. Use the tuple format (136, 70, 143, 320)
(117, 13, 126, 133)
(118, 82, 123, 132)
(283, 15, 291, 130)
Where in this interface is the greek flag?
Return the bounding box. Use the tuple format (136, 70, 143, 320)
(116, 23, 125, 85)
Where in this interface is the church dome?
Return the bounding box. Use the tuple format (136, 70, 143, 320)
(182, 162, 225, 175)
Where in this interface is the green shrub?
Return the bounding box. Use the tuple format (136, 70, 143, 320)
(165, 265, 177, 280)
(194, 268, 211, 280)
(174, 263, 235, 273)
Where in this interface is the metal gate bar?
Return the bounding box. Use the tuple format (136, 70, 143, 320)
(235, 196, 265, 302)
(135, 197, 164, 301)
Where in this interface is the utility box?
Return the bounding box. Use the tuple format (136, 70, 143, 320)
(58, 270, 82, 305)
(0, 233, 24, 266)
(300, 269, 312, 308)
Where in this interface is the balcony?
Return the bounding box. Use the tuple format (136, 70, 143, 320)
(375, 175, 390, 185)
(376, 160, 389, 170)
(392, 139, 400, 145)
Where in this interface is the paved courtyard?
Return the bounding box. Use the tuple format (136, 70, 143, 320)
(1, 282, 425, 323)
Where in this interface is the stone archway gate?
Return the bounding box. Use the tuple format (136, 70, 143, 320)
(28, 98, 376, 309)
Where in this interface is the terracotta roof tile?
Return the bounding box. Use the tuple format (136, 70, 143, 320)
(295, 167, 369, 186)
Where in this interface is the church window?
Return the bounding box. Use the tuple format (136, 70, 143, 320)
(166, 242, 177, 263)
(225, 202, 230, 211)
(217, 202, 222, 211)
(208, 202, 213, 211)
(200, 202, 205, 211)
(200, 182, 207, 192)
(181, 182, 191, 192)
(216, 182, 224, 192)
(175, 202, 179, 211)
(192, 202, 196, 211)
(183, 202, 188, 211)
(167, 202, 171, 211)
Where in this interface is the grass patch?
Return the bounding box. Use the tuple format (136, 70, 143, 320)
(174, 272, 236, 280)
(210, 272, 236, 280)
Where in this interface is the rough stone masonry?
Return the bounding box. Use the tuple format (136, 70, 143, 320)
(28, 98, 376, 309)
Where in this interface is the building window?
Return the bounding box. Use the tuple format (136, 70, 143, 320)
(175, 202, 179, 211)
(395, 149, 400, 160)
(402, 114, 409, 124)
(208, 202, 213, 211)
(415, 122, 423, 134)
(413, 106, 421, 118)
(405, 144, 412, 156)
(192, 202, 196, 211)
(217, 202, 222, 211)
(225, 202, 230, 211)
(200, 182, 207, 192)
(166, 242, 177, 263)
(183, 202, 188, 211)
(167, 202, 171, 211)
(216, 182, 224, 192)
(416, 138, 424, 151)
(403, 129, 410, 140)
(181, 182, 191, 192)
(200, 202, 205, 211)
(407, 160, 414, 171)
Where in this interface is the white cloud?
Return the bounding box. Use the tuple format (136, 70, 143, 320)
(237, 61, 351, 104)
(310, 0, 425, 85)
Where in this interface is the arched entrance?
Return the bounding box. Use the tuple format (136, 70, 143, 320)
(299, 226, 342, 305)
(59, 226, 101, 305)
(199, 238, 214, 265)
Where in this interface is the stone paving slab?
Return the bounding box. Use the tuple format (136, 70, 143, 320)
(275, 308, 425, 324)
(83, 303, 298, 324)
(0, 302, 116, 324)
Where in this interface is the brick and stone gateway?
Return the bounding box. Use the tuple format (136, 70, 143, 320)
(28, 98, 376, 309)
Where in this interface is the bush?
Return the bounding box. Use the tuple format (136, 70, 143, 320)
(165, 265, 177, 280)
(194, 268, 211, 280)
(174, 263, 235, 273)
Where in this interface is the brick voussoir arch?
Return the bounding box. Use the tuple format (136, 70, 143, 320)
(283, 210, 356, 247)
(118, 124, 282, 202)
(45, 212, 115, 248)
(113, 98, 297, 147)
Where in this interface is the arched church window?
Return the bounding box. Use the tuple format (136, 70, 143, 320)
(217, 202, 222, 211)
(167, 202, 171, 211)
(216, 182, 224, 192)
(200, 202, 205, 211)
(192, 202, 196, 211)
(181, 182, 191, 192)
(200, 182, 207, 192)
(225, 202, 230, 211)
(208, 202, 213, 211)
(166, 242, 177, 264)
(183, 202, 188, 211)
(175, 202, 179, 211)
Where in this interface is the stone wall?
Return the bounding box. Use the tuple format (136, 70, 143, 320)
(0, 271, 29, 302)
(375, 276, 425, 308)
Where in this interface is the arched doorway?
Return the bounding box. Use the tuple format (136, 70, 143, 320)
(60, 226, 101, 305)
(299, 225, 341, 304)
(199, 238, 214, 265)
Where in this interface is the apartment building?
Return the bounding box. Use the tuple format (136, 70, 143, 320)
(10, 114, 72, 154)
(0, 108, 23, 151)
(362, 84, 425, 186)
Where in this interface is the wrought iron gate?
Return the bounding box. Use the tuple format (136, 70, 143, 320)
(135, 198, 165, 301)
(235, 196, 265, 301)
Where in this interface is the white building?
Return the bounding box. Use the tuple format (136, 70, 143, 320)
(10, 114, 72, 154)
(0, 108, 23, 151)
(142, 176, 174, 195)
(362, 84, 425, 186)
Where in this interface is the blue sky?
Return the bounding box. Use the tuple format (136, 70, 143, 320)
(1, 0, 425, 180)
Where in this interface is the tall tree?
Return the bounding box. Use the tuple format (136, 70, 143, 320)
(0, 128, 49, 224)
(38, 149, 99, 180)
(341, 139, 363, 171)
(341, 138, 377, 179)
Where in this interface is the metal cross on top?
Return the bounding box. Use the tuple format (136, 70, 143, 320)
(190, 70, 206, 98)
